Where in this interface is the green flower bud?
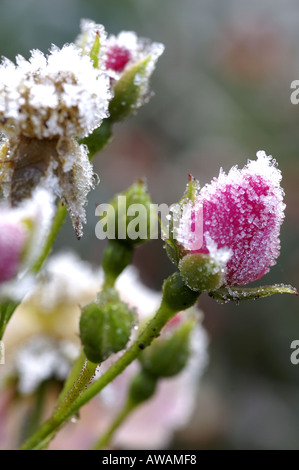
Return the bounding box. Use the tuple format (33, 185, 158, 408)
(138, 318, 195, 378)
(179, 253, 225, 292)
(99, 180, 156, 246)
(128, 369, 157, 405)
(79, 289, 136, 363)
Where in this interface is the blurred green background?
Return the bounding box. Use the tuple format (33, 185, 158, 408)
(1, 0, 299, 449)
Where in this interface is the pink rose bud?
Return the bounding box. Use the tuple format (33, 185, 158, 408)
(106, 44, 132, 73)
(0, 221, 26, 283)
(175, 151, 285, 288)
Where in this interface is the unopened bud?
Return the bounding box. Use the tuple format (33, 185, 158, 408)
(139, 318, 195, 378)
(128, 369, 157, 405)
(179, 253, 225, 292)
(79, 289, 136, 363)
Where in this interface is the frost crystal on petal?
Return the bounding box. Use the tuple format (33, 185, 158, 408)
(178, 151, 285, 286)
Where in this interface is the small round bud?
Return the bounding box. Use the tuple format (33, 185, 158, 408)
(79, 289, 136, 363)
(139, 318, 195, 378)
(128, 369, 157, 405)
(179, 253, 225, 292)
(104, 180, 155, 246)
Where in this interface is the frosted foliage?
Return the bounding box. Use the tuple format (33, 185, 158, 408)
(0, 44, 110, 139)
(14, 336, 78, 394)
(179, 151, 285, 286)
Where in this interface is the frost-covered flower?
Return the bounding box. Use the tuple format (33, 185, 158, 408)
(174, 151, 285, 288)
(0, 44, 111, 238)
(0, 188, 55, 300)
(0, 44, 110, 140)
(76, 19, 165, 121)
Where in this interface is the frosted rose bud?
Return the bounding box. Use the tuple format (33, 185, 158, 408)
(76, 20, 164, 122)
(173, 151, 285, 289)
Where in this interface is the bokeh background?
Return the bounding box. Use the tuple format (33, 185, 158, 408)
(1, 0, 299, 449)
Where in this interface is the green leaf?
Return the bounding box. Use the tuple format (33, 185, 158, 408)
(0, 300, 19, 340)
(209, 284, 298, 304)
(108, 56, 151, 122)
(89, 33, 101, 69)
(79, 118, 113, 160)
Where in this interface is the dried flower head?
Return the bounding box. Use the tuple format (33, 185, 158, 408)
(0, 44, 111, 238)
(174, 151, 285, 288)
(0, 44, 110, 139)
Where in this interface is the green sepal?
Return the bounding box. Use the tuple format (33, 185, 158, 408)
(0, 300, 19, 340)
(209, 284, 298, 304)
(162, 271, 200, 312)
(108, 56, 151, 122)
(79, 118, 113, 160)
(89, 33, 101, 69)
(179, 175, 200, 205)
(164, 176, 200, 267)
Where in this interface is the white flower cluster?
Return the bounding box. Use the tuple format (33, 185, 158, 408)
(0, 44, 110, 139)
